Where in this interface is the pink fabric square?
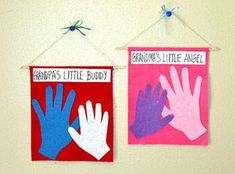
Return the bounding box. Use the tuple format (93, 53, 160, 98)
(128, 47, 209, 145)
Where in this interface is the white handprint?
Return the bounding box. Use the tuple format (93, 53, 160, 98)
(68, 100, 110, 160)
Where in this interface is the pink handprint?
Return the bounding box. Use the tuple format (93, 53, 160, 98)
(159, 66, 206, 141)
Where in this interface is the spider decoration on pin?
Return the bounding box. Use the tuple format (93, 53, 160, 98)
(161, 5, 177, 17)
(62, 20, 91, 36)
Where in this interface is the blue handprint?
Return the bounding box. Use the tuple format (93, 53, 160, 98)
(130, 83, 174, 138)
(32, 84, 80, 159)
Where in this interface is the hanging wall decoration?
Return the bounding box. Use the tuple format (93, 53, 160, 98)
(116, 4, 219, 145)
(30, 66, 113, 161)
(20, 18, 123, 162)
(128, 47, 209, 145)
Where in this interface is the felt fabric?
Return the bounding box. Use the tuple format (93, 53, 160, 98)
(130, 83, 174, 138)
(30, 66, 113, 161)
(128, 47, 209, 145)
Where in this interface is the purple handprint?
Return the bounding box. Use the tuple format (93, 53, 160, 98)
(130, 83, 174, 139)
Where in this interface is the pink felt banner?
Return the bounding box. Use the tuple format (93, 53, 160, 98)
(128, 47, 209, 145)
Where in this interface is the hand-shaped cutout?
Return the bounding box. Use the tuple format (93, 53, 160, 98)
(159, 66, 206, 141)
(130, 83, 174, 138)
(68, 101, 110, 160)
(32, 84, 79, 159)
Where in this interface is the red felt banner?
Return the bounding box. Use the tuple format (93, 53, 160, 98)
(30, 66, 113, 161)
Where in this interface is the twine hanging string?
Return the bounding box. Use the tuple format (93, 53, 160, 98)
(80, 36, 126, 70)
(115, 15, 165, 50)
(173, 13, 220, 51)
(21, 34, 66, 69)
(21, 20, 126, 70)
(116, 5, 220, 51)
(115, 5, 174, 50)
(62, 21, 126, 69)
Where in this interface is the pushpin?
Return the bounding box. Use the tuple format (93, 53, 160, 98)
(161, 5, 176, 17)
(69, 25, 76, 31)
(62, 20, 91, 35)
(165, 10, 172, 17)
